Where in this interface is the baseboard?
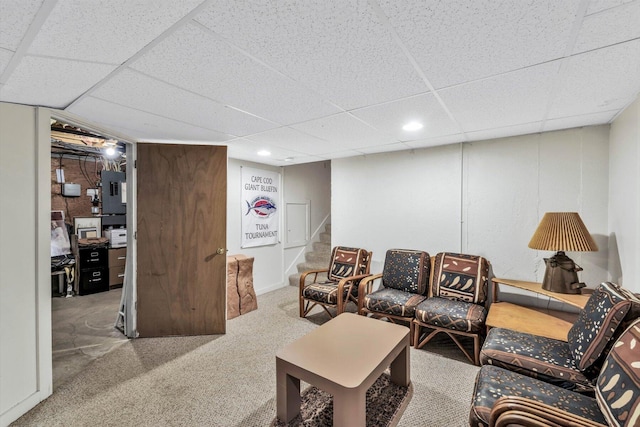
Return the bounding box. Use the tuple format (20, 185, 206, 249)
(1, 390, 50, 427)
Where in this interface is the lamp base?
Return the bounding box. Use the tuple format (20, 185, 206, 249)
(541, 251, 585, 294)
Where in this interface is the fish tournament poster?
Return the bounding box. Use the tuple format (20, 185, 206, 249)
(241, 167, 281, 248)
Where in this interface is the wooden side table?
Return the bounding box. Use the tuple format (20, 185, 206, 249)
(486, 278, 590, 341)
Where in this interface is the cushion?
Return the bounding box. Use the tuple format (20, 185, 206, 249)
(595, 318, 640, 427)
(470, 365, 606, 427)
(415, 296, 487, 333)
(480, 327, 594, 391)
(568, 282, 632, 371)
(431, 252, 489, 304)
(302, 281, 353, 305)
(363, 288, 426, 318)
(328, 246, 368, 282)
(380, 249, 430, 294)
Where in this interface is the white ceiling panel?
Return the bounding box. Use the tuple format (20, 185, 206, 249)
(67, 96, 233, 143)
(573, 0, 640, 54)
(466, 122, 544, 142)
(91, 69, 277, 137)
(226, 138, 325, 166)
(405, 134, 465, 149)
(243, 127, 328, 156)
(291, 113, 397, 152)
(0, 48, 13, 76)
(0, 0, 43, 51)
(586, 0, 636, 15)
(439, 61, 561, 132)
(356, 142, 411, 155)
(379, 0, 582, 90)
(351, 93, 460, 142)
(0, 56, 115, 108)
(27, 0, 202, 64)
(195, 0, 426, 109)
(549, 39, 640, 118)
(543, 110, 618, 132)
(130, 23, 340, 126)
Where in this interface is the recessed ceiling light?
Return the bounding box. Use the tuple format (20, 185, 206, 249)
(105, 147, 116, 156)
(284, 157, 294, 162)
(402, 121, 423, 131)
(257, 150, 271, 156)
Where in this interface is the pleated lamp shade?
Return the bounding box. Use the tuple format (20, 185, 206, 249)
(528, 212, 598, 252)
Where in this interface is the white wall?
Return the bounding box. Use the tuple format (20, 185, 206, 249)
(333, 126, 610, 289)
(609, 95, 640, 292)
(282, 161, 331, 277)
(0, 103, 51, 426)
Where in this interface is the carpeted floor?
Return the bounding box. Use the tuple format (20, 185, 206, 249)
(13, 286, 479, 426)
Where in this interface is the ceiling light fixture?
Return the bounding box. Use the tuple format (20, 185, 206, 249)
(105, 147, 116, 157)
(257, 150, 271, 156)
(402, 121, 424, 131)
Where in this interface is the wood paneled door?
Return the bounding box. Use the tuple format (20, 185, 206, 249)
(136, 144, 227, 337)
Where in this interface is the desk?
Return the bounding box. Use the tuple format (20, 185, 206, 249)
(487, 278, 590, 341)
(276, 313, 409, 426)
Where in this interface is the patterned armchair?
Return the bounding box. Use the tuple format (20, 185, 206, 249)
(479, 282, 640, 393)
(412, 252, 490, 365)
(469, 317, 640, 427)
(299, 246, 372, 319)
(358, 249, 430, 343)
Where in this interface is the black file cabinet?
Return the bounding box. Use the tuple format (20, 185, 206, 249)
(78, 246, 109, 295)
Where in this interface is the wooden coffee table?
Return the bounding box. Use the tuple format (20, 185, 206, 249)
(276, 313, 410, 427)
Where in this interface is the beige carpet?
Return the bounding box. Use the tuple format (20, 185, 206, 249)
(13, 286, 479, 426)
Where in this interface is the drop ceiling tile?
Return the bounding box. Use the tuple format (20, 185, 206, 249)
(0, 56, 115, 108)
(438, 61, 560, 132)
(291, 113, 396, 151)
(91, 69, 277, 137)
(574, 1, 640, 54)
(226, 138, 324, 166)
(0, 0, 43, 51)
(67, 97, 233, 143)
(27, 0, 202, 64)
(543, 110, 618, 132)
(320, 150, 363, 160)
(405, 133, 465, 149)
(131, 23, 340, 126)
(243, 127, 328, 156)
(351, 93, 460, 142)
(195, 1, 425, 109)
(586, 0, 636, 15)
(466, 122, 543, 142)
(378, 0, 581, 89)
(549, 39, 640, 118)
(0, 48, 13, 76)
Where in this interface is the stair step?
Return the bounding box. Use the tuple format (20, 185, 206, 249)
(319, 231, 331, 244)
(305, 251, 330, 264)
(313, 241, 331, 253)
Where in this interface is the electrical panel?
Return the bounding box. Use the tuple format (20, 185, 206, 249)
(101, 171, 126, 215)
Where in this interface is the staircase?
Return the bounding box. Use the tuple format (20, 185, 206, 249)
(288, 223, 331, 287)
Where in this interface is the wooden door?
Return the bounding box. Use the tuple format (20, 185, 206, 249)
(136, 143, 227, 337)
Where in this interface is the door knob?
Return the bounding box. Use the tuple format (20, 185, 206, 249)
(216, 248, 226, 255)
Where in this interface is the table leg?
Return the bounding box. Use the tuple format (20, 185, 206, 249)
(333, 387, 366, 427)
(276, 361, 300, 422)
(390, 342, 410, 387)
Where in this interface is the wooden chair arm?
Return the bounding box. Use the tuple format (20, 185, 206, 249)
(357, 273, 382, 314)
(299, 268, 329, 293)
(489, 396, 606, 427)
(336, 273, 373, 314)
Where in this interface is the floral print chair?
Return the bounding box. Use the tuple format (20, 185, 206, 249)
(299, 246, 372, 318)
(479, 282, 640, 393)
(358, 249, 430, 343)
(469, 317, 640, 427)
(412, 252, 490, 365)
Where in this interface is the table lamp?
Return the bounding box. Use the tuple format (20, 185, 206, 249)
(528, 212, 598, 294)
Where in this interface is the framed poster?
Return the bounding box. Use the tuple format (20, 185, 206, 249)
(241, 167, 280, 248)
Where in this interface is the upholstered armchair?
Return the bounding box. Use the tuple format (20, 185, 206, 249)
(469, 317, 640, 427)
(412, 252, 490, 365)
(358, 249, 430, 342)
(299, 246, 372, 319)
(479, 281, 640, 393)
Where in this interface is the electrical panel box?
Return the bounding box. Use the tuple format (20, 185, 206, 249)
(62, 183, 81, 197)
(101, 171, 126, 214)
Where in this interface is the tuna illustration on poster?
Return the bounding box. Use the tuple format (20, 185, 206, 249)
(241, 167, 280, 248)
